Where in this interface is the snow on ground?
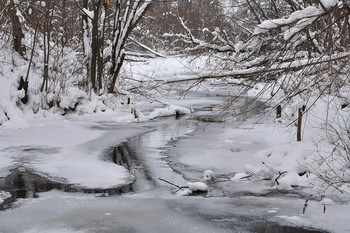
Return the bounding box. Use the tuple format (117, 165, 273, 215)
(0, 55, 29, 128)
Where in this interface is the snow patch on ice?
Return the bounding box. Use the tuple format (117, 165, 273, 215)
(186, 182, 208, 192)
(148, 104, 191, 119)
(176, 189, 192, 196)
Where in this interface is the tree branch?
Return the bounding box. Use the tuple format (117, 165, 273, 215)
(162, 52, 350, 84)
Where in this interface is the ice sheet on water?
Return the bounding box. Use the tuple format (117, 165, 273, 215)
(0, 190, 346, 233)
(24, 227, 86, 233)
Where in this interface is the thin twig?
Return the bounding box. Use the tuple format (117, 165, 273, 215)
(158, 178, 188, 192)
(240, 172, 255, 180)
(275, 171, 288, 185)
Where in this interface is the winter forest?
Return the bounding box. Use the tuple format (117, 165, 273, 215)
(1, 0, 350, 232)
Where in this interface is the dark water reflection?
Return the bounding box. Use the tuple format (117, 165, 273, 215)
(102, 134, 165, 193)
(0, 167, 68, 210)
(0, 164, 134, 210)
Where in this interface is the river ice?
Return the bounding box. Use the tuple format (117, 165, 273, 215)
(1, 188, 349, 233)
(0, 88, 349, 233)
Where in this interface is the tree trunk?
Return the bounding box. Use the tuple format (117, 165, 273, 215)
(90, 0, 104, 93)
(82, 0, 90, 90)
(297, 108, 303, 141)
(8, 0, 24, 55)
(61, 0, 67, 55)
(97, 2, 108, 93)
(90, 4, 98, 93)
(41, 0, 54, 93)
(108, 53, 125, 93)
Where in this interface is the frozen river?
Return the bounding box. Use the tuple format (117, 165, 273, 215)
(0, 116, 331, 233)
(0, 89, 345, 233)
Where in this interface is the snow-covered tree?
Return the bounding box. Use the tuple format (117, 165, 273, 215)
(169, 1, 350, 108)
(107, 0, 153, 93)
(80, 0, 153, 94)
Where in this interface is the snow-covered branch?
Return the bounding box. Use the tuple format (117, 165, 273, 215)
(163, 52, 350, 84)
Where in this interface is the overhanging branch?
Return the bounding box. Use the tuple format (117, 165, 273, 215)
(162, 52, 350, 84)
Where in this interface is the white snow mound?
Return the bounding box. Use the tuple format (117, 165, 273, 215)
(203, 170, 215, 180)
(186, 182, 208, 192)
(231, 173, 248, 183)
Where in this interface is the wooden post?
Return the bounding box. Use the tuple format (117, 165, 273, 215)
(276, 105, 282, 118)
(297, 108, 302, 141)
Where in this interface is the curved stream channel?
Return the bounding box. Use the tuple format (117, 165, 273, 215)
(101, 118, 326, 233)
(0, 107, 328, 232)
